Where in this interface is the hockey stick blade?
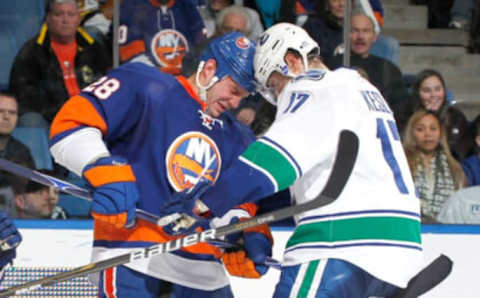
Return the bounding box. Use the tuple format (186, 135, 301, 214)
(0, 158, 92, 200)
(388, 254, 453, 298)
(0, 130, 358, 297)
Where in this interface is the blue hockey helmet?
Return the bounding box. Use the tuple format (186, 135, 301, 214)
(200, 32, 256, 94)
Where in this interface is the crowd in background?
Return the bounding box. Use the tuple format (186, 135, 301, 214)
(1, 0, 480, 224)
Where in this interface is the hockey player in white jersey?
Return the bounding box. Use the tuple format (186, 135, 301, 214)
(170, 23, 427, 297)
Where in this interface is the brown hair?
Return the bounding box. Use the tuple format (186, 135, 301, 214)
(403, 109, 466, 188)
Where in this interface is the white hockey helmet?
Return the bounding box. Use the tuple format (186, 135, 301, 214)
(254, 23, 319, 104)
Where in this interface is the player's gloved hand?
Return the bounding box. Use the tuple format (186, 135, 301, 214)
(159, 178, 212, 236)
(162, 178, 211, 217)
(222, 223, 273, 278)
(83, 156, 139, 229)
(161, 213, 211, 237)
(0, 211, 22, 270)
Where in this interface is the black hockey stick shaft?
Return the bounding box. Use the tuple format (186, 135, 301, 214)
(0, 130, 359, 297)
(389, 254, 453, 298)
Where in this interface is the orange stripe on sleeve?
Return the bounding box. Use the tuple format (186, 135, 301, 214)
(84, 164, 136, 187)
(120, 40, 146, 62)
(50, 95, 108, 139)
(237, 202, 258, 217)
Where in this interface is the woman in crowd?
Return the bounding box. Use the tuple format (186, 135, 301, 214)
(399, 69, 471, 161)
(403, 109, 466, 223)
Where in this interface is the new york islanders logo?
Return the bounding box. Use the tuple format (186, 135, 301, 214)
(166, 132, 221, 192)
(151, 29, 189, 73)
(235, 36, 251, 49)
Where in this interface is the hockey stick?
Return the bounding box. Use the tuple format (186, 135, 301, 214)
(0, 158, 173, 225)
(388, 254, 453, 298)
(0, 130, 358, 297)
(0, 159, 206, 226)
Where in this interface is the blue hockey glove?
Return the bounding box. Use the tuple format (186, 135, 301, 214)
(83, 156, 139, 229)
(222, 223, 273, 278)
(0, 211, 22, 270)
(163, 178, 211, 216)
(160, 179, 212, 236)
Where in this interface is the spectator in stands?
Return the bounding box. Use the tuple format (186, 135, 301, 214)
(301, 0, 345, 61)
(77, 0, 115, 53)
(449, 0, 475, 30)
(461, 114, 480, 186)
(325, 12, 408, 116)
(414, 0, 455, 28)
(241, 0, 280, 28)
(0, 92, 35, 218)
(367, 0, 401, 66)
(119, 0, 207, 75)
(197, 0, 264, 40)
(215, 5, 264, 40)
(8, 0, 110, 126)
(403, 109, 466, 223)
(13, 177, 67, 219)
(400, 69, 471, 161)
(0, 92, 35, 188)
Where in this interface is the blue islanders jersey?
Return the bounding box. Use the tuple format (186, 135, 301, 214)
(119, 0, 207, 75)
(49, 62, 257, 289)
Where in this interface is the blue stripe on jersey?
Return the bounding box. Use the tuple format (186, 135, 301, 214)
(285, 241, 423, 254)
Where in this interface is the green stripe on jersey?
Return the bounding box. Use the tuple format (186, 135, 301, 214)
(298, 260, 320, 298)
(241, 141, 298, 190)
(287, 216, 421, 248)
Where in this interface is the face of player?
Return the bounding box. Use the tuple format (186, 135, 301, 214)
(0, 96, 18, 136)
(413, 114, 442, 155)
(18, 187, 59, 219)
(206, 76, 249, 117)
(419, 75, 445, 112)
(350, 14, 376, 58)
(328, 0, 346, 19)
(266, 72, 292, 99)
(47, 2, 81, 43)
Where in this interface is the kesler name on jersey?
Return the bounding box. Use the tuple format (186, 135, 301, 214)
(360, 90, 393, 115)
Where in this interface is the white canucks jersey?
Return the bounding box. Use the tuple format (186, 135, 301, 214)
(267, 68, 422, 288)
(202, 68, 423, 288)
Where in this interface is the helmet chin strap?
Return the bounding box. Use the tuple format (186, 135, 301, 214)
(195, 61, 219, 103)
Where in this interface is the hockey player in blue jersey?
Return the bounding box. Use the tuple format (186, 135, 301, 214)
(49, 31, 272, 297)
(119, 0, 208, 75)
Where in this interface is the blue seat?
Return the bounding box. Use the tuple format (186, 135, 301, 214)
(11, 127, 53, 170)
(0, 0, 46, 20)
